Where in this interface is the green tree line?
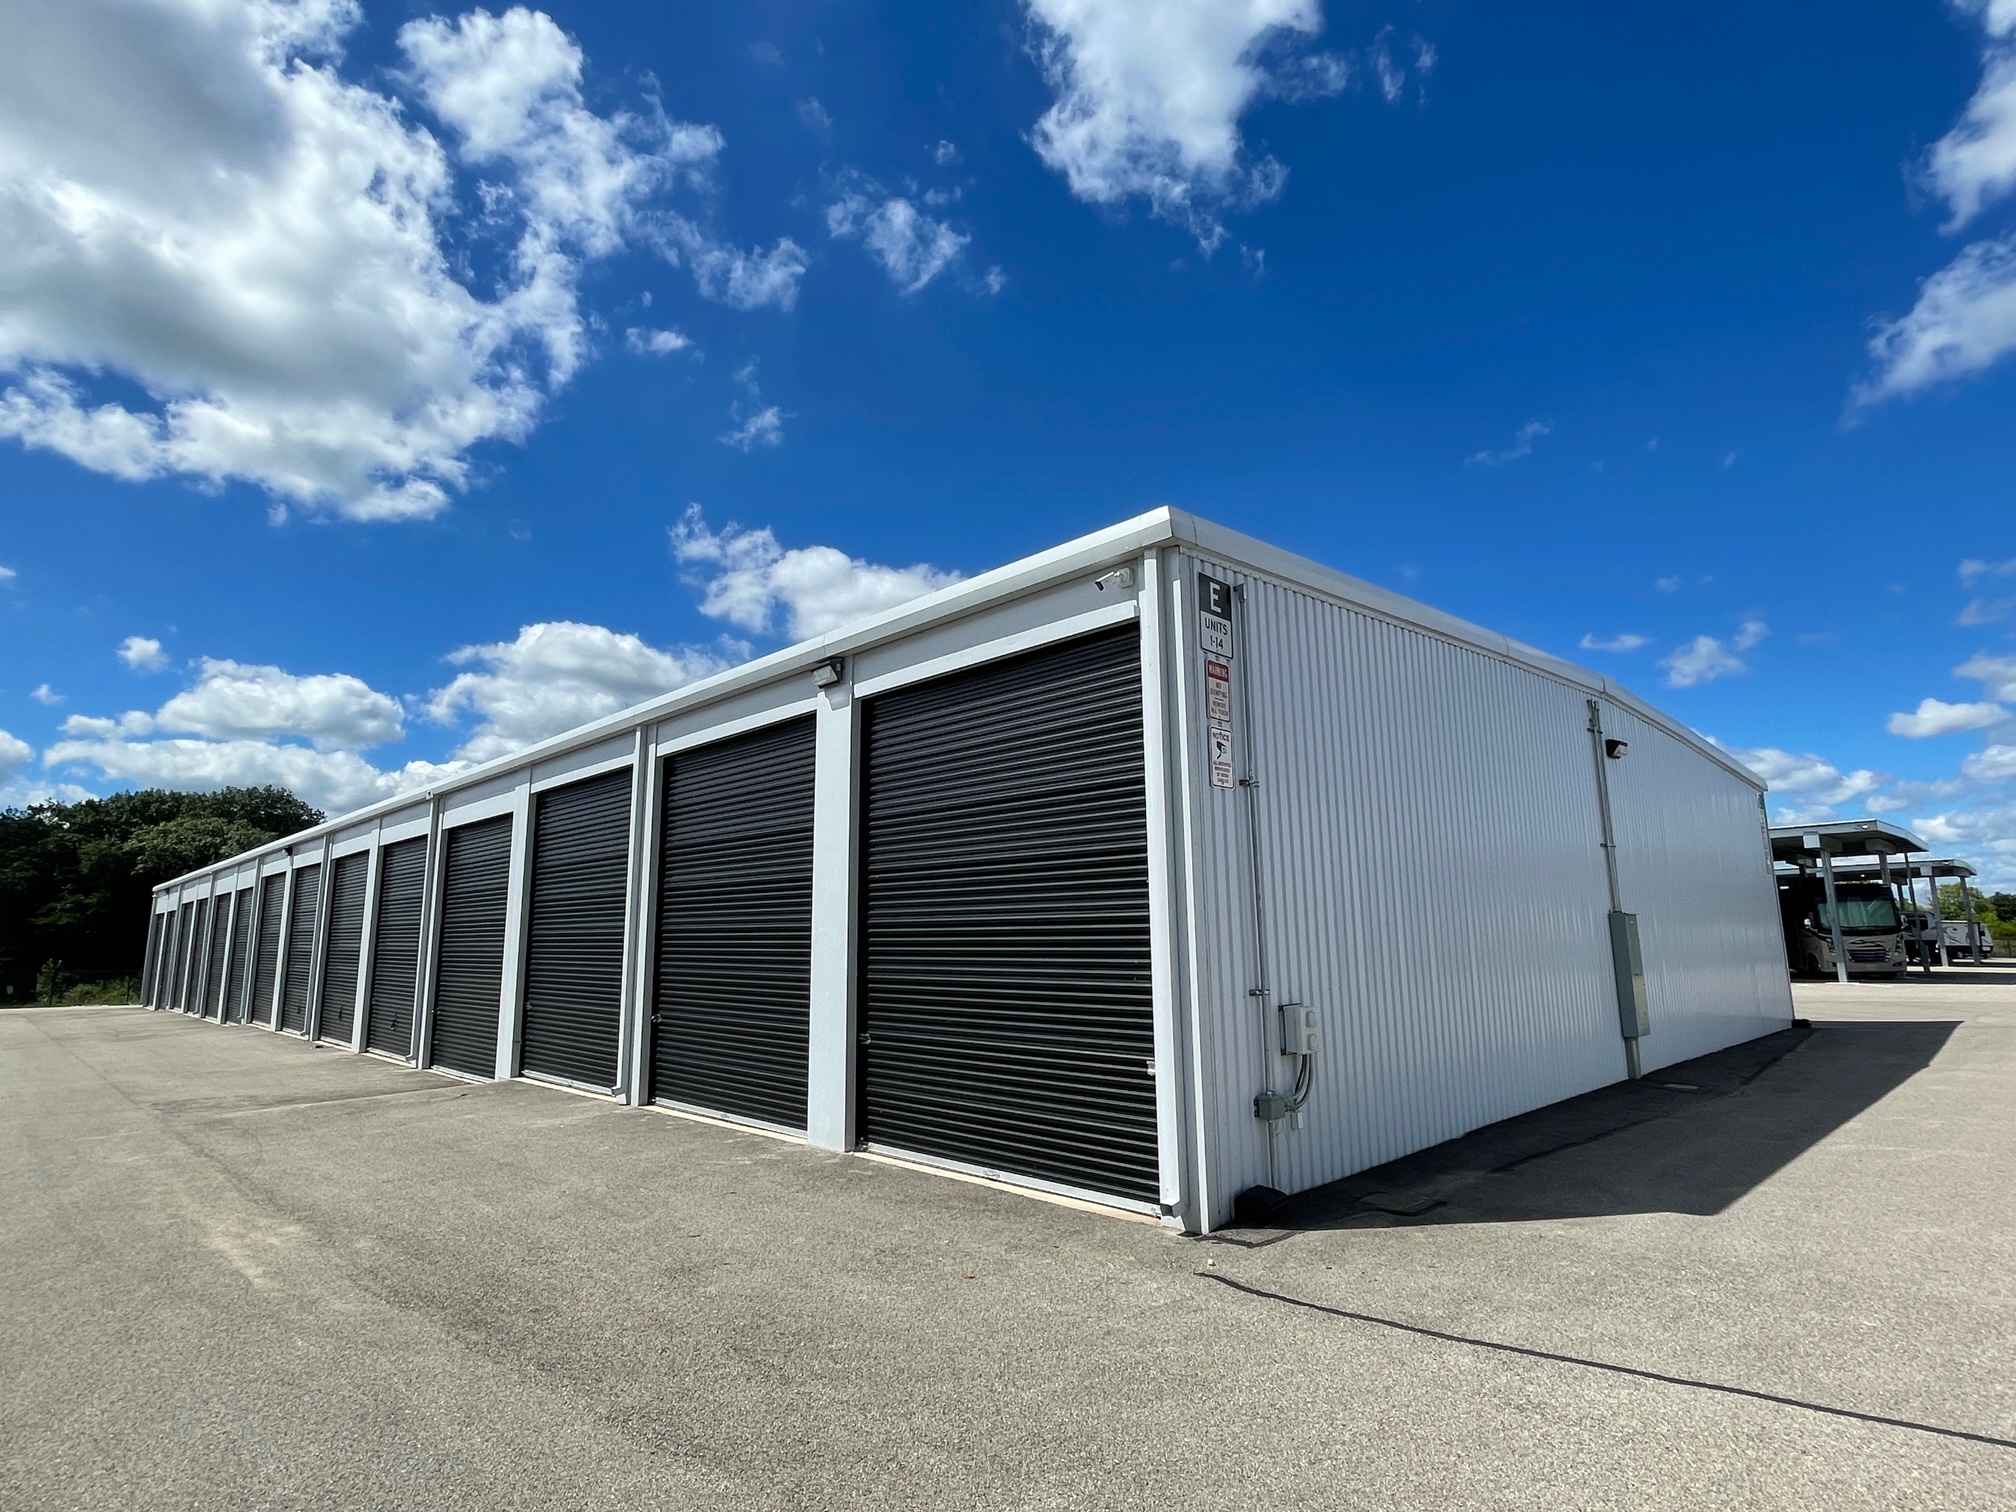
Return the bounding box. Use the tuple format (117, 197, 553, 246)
(0, 787, 321, 1005)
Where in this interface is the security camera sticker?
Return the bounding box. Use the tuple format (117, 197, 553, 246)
(1208, 726, 1235, 789)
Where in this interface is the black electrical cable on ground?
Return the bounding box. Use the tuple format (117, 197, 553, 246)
(1199, 1272, 2016, 1452)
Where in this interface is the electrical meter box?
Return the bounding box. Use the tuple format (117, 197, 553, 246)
(1608, 911, 1651, 1039)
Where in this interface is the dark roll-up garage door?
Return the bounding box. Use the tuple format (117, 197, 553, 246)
(651, 716, 816, 1128)
(317, 852, 370, 1045)
(185, 900, 212, 1013)
(142, 913, 164, 1007)
(430, 815, 513, 1078)
(250, 875, 286, 1027)
(522, 769, 633, 1091)
(366, 837, 427, 1057)
(203, 897, 231, 1019)
(279, 865, 322, 1033)
(223, 890, 254, 1023)
(858, 624, 1158, 1204)
(171, 902, 197, 1011)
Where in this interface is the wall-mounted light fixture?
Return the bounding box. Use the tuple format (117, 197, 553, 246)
(1604, 738, 1629, 760)
(811, 655, 846, 689)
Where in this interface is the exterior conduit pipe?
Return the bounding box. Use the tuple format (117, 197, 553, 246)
(1586, 699, 1640, 1080)
(1233, 582, 1279, 1191)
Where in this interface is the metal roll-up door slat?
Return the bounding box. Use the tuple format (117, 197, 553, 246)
(521, 769, 632, 1090)
(318, 852, 370, 1045)
(652, 715, 816, 1129)
(222, 889, 254, 1023)
(430, 815, 513, 1078)
(858, 624, 1157, 1203)
(366, 837, 427, 1057)
(203, 896, 231, 1019)
(250, 875, 286, 1027)
(279, 865, 321, 1033)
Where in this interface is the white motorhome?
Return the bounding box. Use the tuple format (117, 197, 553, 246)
(1777, 872, 1905, 979)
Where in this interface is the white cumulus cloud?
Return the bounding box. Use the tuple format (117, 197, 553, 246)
(671, 505, 961, 640)
(1958, 651, 2016, 700)
(42, 735, 457, 816)
(1468, 419, 1551, 466)
(1716, 740, 1884, 822)
(1886, 697, 2009, 738)
(1861, 2, 2016, 401)
(153, 659, 404, 749)
(1579, 633, 1647, 653)
(426, 620, 731, 764)
(118, 636, 168, 673)
(1963, 743, 2016, 780)
(0, 728, 31, 782)
(1661, 622, 1765, 688)
(826, 183, 969, 293)
(0, 1, 776, 521)
(625, 327, 692, 356)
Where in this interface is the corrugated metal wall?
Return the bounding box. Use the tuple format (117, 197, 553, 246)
(1598, 701, 1794, 1071)
(1177, 554, 1635, 1217)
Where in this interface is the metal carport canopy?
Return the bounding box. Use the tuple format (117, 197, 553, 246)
(1769, 820, 1933, 985)
(1767, 819, 1929, 865)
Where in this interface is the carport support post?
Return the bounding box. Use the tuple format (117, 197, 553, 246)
(1962, 874, 1982, 962)
(1934, 866, 1951, 968)
(1819, 852, 1850, 985)
(1918, 864, 1939, 976)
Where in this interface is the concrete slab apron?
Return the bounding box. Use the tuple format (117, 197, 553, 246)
(2, 998, 2011, 1512)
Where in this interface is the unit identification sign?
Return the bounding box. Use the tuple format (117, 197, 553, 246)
(1197, 573, 1234, 660)
(1205, 658, 1232, 724)
(1208, 726, 1236, 789)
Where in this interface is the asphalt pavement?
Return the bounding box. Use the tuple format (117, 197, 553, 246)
(2, 974, 2011, 1510)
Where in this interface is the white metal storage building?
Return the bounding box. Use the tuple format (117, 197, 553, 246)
(139, 509, 1793, 1232)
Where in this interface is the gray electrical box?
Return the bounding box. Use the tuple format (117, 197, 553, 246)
(1608, 910, 1650, 1039)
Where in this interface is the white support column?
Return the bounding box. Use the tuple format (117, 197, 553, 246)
(1933, 866, 1951, 968)
(627, 728, 665, 1107)
(1961, 873, 1983, 962)
(494, 775, 534, 1081)
(613, 731, 651, 1105)
(1819, 852, 1850, 985)
(413, 796, 447, 1066)
(805, 680, 859, 1152)
(351, 837, 383, 1053)
(1136, 550, 1187, 1218)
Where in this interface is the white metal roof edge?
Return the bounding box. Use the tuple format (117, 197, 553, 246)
(154, 509, 1184, 889)
(1165, 512, 1767, 792)
(155, 505, 1763, 893)
(1767, 818, 1931, 853)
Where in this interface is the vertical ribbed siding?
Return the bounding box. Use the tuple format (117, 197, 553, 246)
(1599, 701, 1793, 1070)
(521, 769, 633, 1090)
(203, 895, 231, 1018)
(858, 625, 1157, 1203)
(366, 837, 427, 1057)
(223, 889, 255, 1023)
(141, 912, 164, 1007)
(279, 865, 321, 1033)
(430, 815, 512, 1078)
(250, 875, 286, 1027)
(651, 717, 815, 1128)
(1178, 557, 1619, 1214)
(317, 852, 370, 1045)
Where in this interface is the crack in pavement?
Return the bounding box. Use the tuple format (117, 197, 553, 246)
(1199, 1271, 2016, 1453)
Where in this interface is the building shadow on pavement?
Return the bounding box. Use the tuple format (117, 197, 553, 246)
(1222, 1018, 1960, 1239)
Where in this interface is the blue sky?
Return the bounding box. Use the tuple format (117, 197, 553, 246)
(4, 1, 2016, 878)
